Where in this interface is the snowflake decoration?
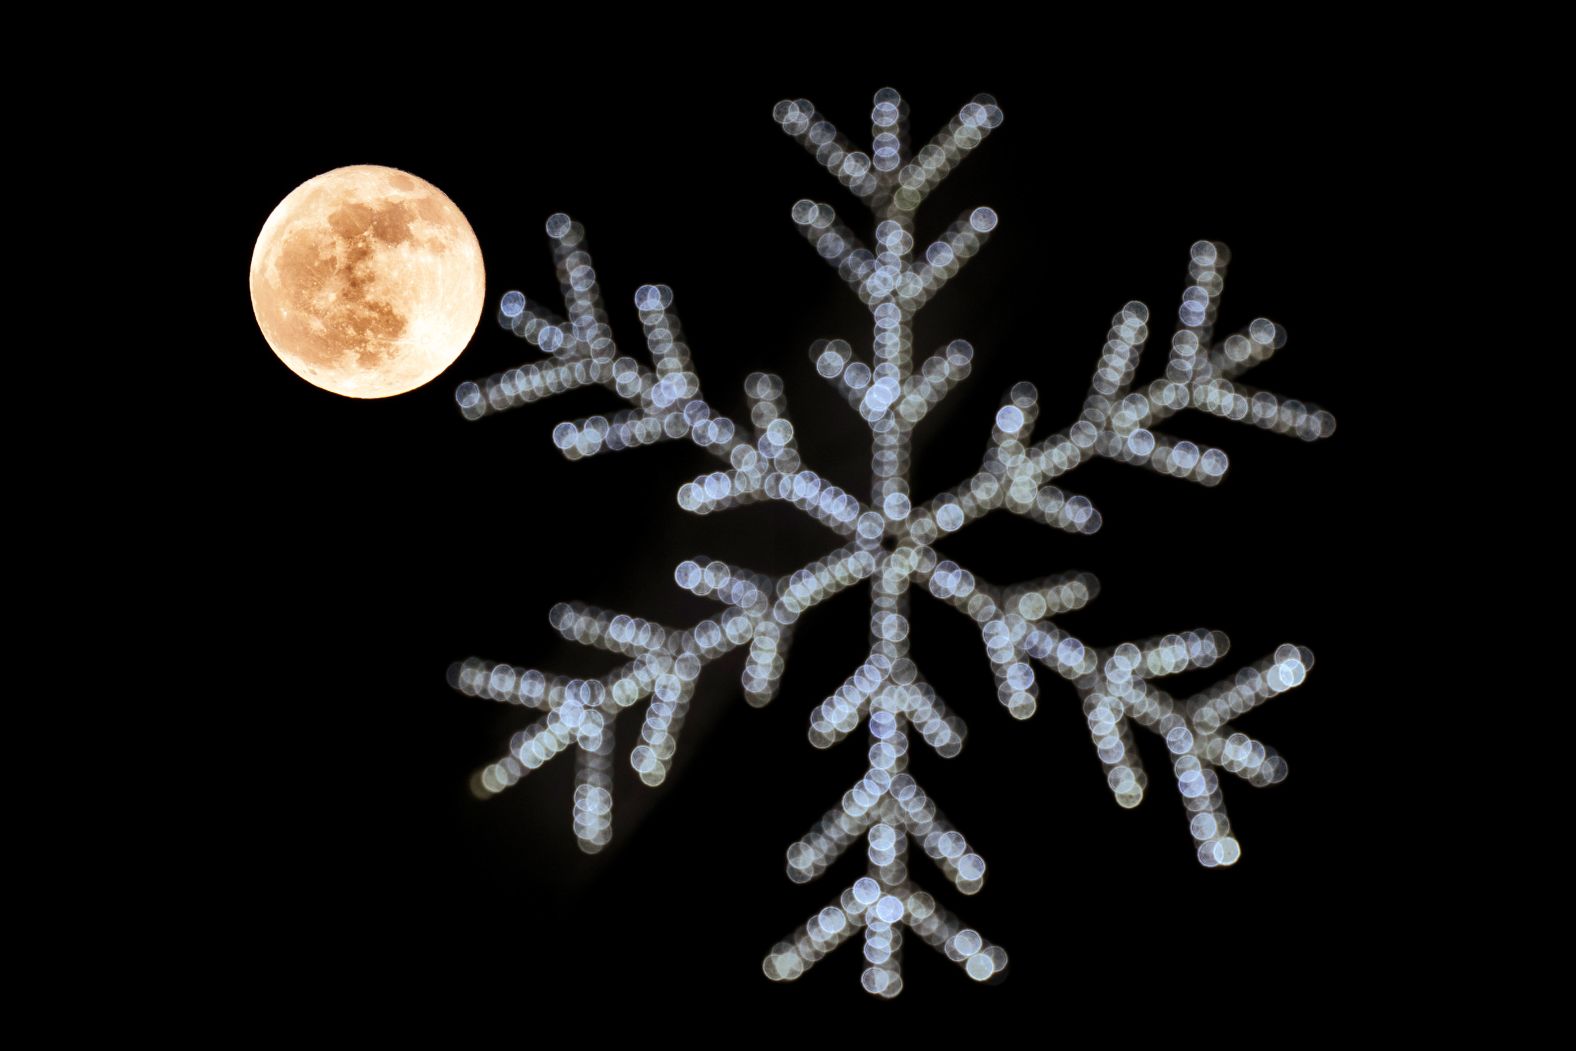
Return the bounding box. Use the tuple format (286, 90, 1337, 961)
(448, 88, 1336, 996)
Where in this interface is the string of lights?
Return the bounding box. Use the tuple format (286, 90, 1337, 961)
(448, 89, 1335, 995)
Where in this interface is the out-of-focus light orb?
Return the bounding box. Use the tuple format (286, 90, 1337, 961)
(250, 164, 485, 398)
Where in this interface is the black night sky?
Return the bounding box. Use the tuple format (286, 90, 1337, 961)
(212, 72, 1402, 1019)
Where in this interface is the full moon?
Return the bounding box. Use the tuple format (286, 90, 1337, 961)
(250, 165, 486, 398)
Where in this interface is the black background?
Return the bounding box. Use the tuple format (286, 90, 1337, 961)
(214, 73, 1399, 1019)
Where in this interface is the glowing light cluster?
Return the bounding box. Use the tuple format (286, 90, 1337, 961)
(449, 89, 1335, 993)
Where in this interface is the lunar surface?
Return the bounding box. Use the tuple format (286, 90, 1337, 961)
(250, 165, 486, 398)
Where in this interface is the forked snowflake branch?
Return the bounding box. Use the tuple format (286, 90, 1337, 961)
(449, 88, 1335, 995)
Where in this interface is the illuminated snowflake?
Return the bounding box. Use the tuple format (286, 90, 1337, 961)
(449, 88, 1336, 996)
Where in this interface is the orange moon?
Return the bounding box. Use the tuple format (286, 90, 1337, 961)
(250, 165, 486, 398)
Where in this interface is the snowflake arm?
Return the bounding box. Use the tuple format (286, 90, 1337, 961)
(906, 267, 1341, 567)
(911, 536, 1314, 865)
(451, 534, 880, 849)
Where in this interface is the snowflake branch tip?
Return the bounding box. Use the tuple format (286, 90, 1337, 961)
(786, 787, 879, 884)
(573, 732, 614, 851)
(775, 100, 883, 202)
(899, 206, 999, 312)
(893, 94, 1004, 212)
(790, 199, 876, 297)
(456, 357, 606, 421)
(450, 657, 551, 708)
(629, 677, 695, 787)
(900, 339, 975, 423)
(806, 655, 890, 750)
(742, 618, 791, 707)
(1186, 373, 1338, 442)
(774, 92, 1002, 217)
(471, 704, 605, 804)
(673, 557, 773, 611)
(1070, 638, 1314, 865)
(763, 875, 1006, 994)
(548, 601, 682, 658)
(676, 467, 773, 516)
(1002, 570, 1100, 620)
(1187, 643, 1313, 734)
